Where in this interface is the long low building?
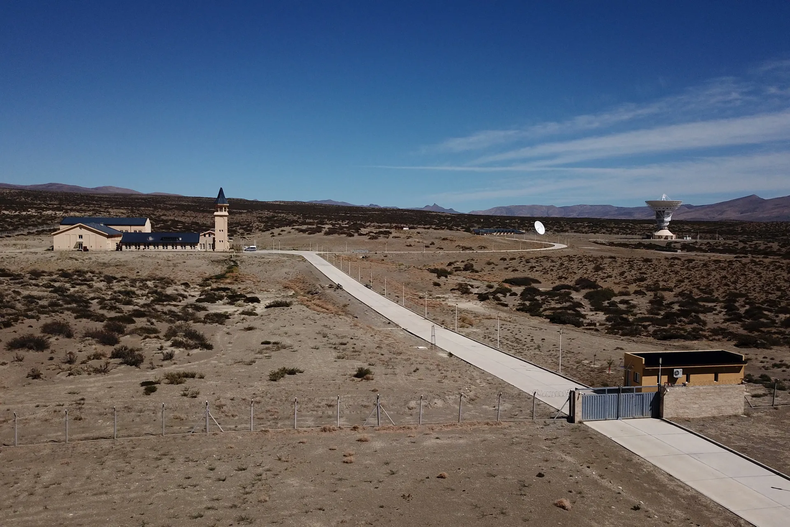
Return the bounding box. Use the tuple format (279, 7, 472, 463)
(472, 228, 526, 236)
(52, 188, 230, 252)
(119, 232, 201, 250)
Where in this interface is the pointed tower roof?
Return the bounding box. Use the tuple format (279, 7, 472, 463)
(214, 187, 228, 205)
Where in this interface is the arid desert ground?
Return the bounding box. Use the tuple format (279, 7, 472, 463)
(1, 221, 788, 525)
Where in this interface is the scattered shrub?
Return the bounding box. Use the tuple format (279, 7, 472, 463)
(164, 323, 213, 350)
(575, 277, 600, 290)
(6, 334, 50, 351)
(584, 288, 616, 309)
(163, 371, 201, 384)
(353, 366, 373, 379)
(427, 268, 452, 279)
(502, 276, 540, 286)
(41, 320, 74, 338)
(103, 320, 127, 335)
(108, 314, 136, 324)
(265, 300, 293, 309)
(84, 329, 120, 346)
(269, 367, 304, 381)
(143, 384, 158, 395)
(546, 311, 584, 327)
(203, 312, 231, 325)
(110, 345, 144, 367)
(27, 367, 43, 380)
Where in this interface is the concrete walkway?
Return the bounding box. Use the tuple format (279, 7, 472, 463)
(263, 250, 584, 410)
(258, 250, 790, 527)
(586, 419, 790, 527)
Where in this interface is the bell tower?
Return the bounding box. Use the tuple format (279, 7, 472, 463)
(213, 187, 229, 251)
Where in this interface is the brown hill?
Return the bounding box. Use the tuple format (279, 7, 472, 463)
(471, 194, 790, 222)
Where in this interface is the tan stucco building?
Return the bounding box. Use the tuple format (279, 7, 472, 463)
(52, 189, 230, 252)
(623, 350, 746, 392)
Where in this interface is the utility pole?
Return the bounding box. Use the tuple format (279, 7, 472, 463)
(558, 329, 563, 374)
(496, 314, 500, 349)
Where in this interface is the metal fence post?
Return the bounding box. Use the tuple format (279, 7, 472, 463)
(113, 406, 117, 440)
(458, 393, 463, 423)
(496, 393, 502, 422)
(250, 401, 254, 432)
(336, 395, 340, 427)
(205, 401, 209, 434)
(293, 398, 298, 429)
(617, 387, 622, 420)
(14, 411, 18, 447)
(431, 325, 436, 348)
(418, 395, 423, 425)
(376, 394, 381, 427)
(161, 403, 165, 436)
(64, 409, 69, 444)
(532, 392, 537, 420)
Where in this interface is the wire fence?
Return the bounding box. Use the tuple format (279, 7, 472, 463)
(0, 391, 565, 447)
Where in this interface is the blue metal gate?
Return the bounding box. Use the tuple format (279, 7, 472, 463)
(581, 387, 659, 421)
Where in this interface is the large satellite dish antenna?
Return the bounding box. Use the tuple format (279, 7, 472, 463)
(534, 220, 546, 235)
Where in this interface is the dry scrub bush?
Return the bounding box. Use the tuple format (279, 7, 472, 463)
(110, 345, 144, 367)
(6, 334, 50, 351)
(164, 322, 213, 350)
(269, 367, 304, 381)
(265, 300, 292, 309)
(163, 371, 201, 384)
(41, 320, 74, 338)
(84, 329, 120, 346)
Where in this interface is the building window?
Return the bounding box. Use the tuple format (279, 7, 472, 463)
(633, 371, 640, 383)
(714, 372, 719, 382)
(78, 235, 83, 239)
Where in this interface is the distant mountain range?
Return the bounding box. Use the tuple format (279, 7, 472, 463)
(470, 195, 790, 222)
(308, 200, 459, 214)
(2, 182, 787, 221)
(0, 182, 178, 196)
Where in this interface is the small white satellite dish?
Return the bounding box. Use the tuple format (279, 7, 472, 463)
(534, 220, 546, 235)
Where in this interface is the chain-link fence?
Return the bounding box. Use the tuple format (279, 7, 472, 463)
(0, 391, 565, 447)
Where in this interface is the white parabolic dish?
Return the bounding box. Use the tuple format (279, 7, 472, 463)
(534, 220, 546, 235)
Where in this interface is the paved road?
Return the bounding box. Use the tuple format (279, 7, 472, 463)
(257, 250, 790, 527)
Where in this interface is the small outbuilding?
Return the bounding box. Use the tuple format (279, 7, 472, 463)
(472, 228, 526, 236)
(623, 349, 746, 392)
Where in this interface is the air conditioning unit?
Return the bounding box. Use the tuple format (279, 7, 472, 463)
(673, 369, 683, 378)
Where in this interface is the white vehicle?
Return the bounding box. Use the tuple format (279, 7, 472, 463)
(243, 245, 257, 252)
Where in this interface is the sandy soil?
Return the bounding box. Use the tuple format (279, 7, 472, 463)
(0, 230, 785, 525)
(0, 422, 748, 527)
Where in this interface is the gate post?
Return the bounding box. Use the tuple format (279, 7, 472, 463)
(616, 386, 622, 420)
(569, 389, 583, 423)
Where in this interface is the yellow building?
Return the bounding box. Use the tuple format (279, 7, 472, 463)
(623, 350, 746, 392)
(52, 189, 230, 252)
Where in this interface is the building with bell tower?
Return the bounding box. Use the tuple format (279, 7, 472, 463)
(213, 187, 229, 251)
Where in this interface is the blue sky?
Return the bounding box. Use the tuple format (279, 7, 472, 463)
(2, 1, 790, 212)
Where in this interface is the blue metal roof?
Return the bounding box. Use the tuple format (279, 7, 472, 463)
(82, 223, 123, 236)
(121, 232, 200, 245)
(214, 188, 228, 205)
(61, 217, 149, 226)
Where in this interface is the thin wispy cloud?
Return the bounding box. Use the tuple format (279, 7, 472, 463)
(387, 61, 790, 206)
